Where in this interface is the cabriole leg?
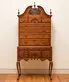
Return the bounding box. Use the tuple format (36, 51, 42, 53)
(49, 61, 53, 80)
(16, 61, 21, 80)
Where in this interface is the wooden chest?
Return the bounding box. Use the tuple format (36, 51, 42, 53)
(17, 6, 52, 61)
(16, 4, 53, 80)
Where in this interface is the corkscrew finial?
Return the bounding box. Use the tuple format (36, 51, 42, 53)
(50, 9, 52, 15)
(18, 9, 20, 15)
(34, 2, 36, 8)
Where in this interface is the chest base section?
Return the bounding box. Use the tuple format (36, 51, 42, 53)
(17, 46, 52, 61)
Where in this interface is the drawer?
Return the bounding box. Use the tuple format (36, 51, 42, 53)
(18, 50, 29, 58)
(29, 51, 41, 58)
(20, 33, 50, 39)
(20, 27, 51, 33)
(19, 39, 50, 46)
(19, 23, 51, 27)
(42, 50, 52, 58)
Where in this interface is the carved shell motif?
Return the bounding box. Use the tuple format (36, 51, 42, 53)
(29, 8, 40, 15)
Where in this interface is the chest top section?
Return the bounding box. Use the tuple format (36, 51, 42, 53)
(18, 5, 52, 46)
(18, 5, 52, 23)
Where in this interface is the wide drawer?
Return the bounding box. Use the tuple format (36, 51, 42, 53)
(20, 33, 50, 39)
(19, 39, 50, 46)
(20, 27, 51, 33)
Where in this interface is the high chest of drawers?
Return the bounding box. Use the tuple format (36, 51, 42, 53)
(16, 4, 53, 80)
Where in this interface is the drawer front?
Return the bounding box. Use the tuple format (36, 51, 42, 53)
(20, 33, 50, 39)
(19, 23, 51, 27)
(42, 51, 51, 57)
(18, 50, 29, 58)
(20, 27, 50, 33)
(19, 39, 50, 46)
(29, 51, 41, 58)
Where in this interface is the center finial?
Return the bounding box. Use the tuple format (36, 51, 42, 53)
(34, 2, 36, 8)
